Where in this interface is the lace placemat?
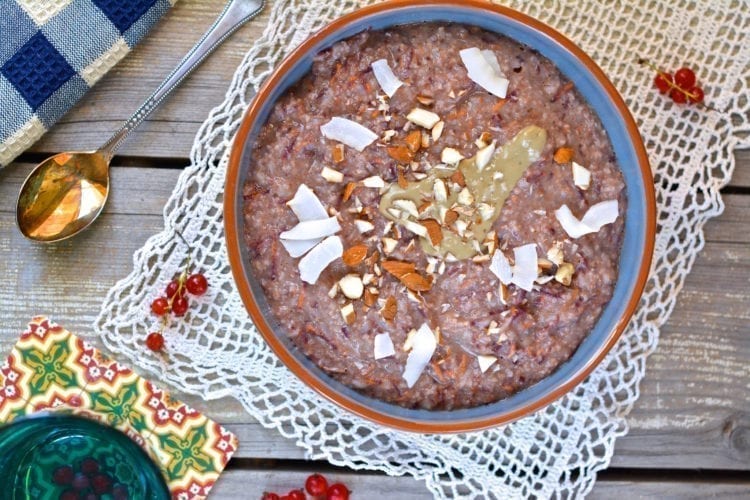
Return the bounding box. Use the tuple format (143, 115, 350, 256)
(94, 1, 750, 497)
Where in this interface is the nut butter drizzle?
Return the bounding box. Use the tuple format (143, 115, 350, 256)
(379, 125, 547, 259)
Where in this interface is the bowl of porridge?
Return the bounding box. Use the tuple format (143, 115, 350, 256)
(224, 0, 655, 432)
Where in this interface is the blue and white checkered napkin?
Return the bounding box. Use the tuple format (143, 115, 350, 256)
(0, 0, 177, 167)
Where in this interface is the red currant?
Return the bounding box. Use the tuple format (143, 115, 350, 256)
(165, 280, 183, 299)
(80, 457, 99, 475)
(688, 86, 704, 103)
(261, 493, 280, 500)
(305, 473, 328, 496)
(326, 483, 350, 500)
(53, 466, 74, 486)
(674, 67, 696, 89)
(185, 273, 209, 296)
(653, 72, 672, 94)
(172, 295, 189, 316)
(91, 473, 113, 494)
(146, 332, 165, 351)
(59, 490, 78, 500)
(286, 490, 305, 500)
(151, 297, 170, 316)
(669, 88, 687, 104)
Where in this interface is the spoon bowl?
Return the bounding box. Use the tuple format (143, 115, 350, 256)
(17, 151, 110, 242)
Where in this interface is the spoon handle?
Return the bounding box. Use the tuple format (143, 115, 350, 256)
(99, 0, 265, 160)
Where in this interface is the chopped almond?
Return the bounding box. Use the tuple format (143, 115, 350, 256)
(332, 143, 345, 163)
(382, 237, 398, 254)
(418, 200, 432, 214)
(365, 250, 380, 266)
(342, 244, 368, 266)
(397, 169, 408, 189)
(416, 94, 435, 106)
(363, 288, 378, 307)
(340, 303, 356, 324)
(420, 219, 443, 246)
(480, 131, 493, 145)
(339, 274, 364, 299)
(381, 260, 416, 278)
(444, 209, 459, 225)
(321, 166, 344, 183)
(554, 262, 575, 286)
(342, 182, 357, 202)
(381, 296, 397, 321)
(401, 272, 433, 292)
(450, 169, 466, 187)
(405, 130, 422, 153)
(553, 146, 575, 164)
(431, 120, 445, 142)
(387, 145, 413, 163)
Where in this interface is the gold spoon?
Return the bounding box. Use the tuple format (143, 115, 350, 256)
(17, 0, 265, 243)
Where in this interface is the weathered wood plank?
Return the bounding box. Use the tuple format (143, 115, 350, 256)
(24, 0, 271, 159)
(0, 165, 749, 471)
(209, 468, 750, 499)
(730, 150, 750, 188)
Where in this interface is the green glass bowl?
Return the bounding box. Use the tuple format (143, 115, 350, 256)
(0, 413, 170, 500)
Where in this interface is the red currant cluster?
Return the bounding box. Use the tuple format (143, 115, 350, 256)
(53, 457, 128, 499)
(146, 264, 209, 352)
(262, 473, 350, 500)
(640, 59, 705, 105)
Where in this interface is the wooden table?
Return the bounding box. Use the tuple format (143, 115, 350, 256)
(1, 2, 748, 497)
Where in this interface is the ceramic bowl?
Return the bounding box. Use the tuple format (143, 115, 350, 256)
(225, 0, 655, 433)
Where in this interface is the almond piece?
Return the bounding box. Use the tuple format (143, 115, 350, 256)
(381, 296, 397, 321)
(332, 143, 345, 163)
(420, 219, 443, 246)
(381, 260, 416, 278)
(418, 200, 432, 214)
(339, 274, 364, 299)
(480, 131, 493, 145)
(401, 272, 433, 292)
(441, 147, 464, 165)
(416, 94, 435, 106)
(321, 166, 344, 183)
(405, 130, 422, 153)
(342, 244, 368, 266)
(444, 209, 459, 225)
(365, 250, 380, 266)
(554, 262, 575, 286)
(363, 288, 378, 307)
(407, 108, 441, 129)
(431, 120, 445, 142)
(342, 182, 357, 202)
(450, 169, 466, 187)
(340, 303, 356, 324)
(553, 146, 575, 164)
(397, 168, 408, 189)
(387, 145, 413, 163)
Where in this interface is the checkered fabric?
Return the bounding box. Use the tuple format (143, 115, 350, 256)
(0, 0, 177, 167)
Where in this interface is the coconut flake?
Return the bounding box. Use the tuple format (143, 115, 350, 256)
(298, 235, 343, 284)
(477, 354, 497, 373)
(280, 216, 340, 240)
(511, 244, 538, 292)
(481, 49, 502, 75)
(407, 108, 441, 129)
(555, 200, 618, 239)
(459, 47, 510, 99)
(286, 184, 328, 221)
(374, 332, 396, 359)
(280, 238, 322, 258)
(402, 323, 437, 388)
(321, 117, 378, 152)
(572, 161, 591, 190)
(489, 250, 513, 285)
(371, 59, 403, 98)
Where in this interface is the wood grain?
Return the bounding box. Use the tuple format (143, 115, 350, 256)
(1, 163, 748, 473)
(25, 0, 271, 159)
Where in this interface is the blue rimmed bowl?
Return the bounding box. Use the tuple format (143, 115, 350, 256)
(225, 0, 655, 433)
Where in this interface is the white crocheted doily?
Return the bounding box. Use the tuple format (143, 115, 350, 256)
(95, 1, 750, 498)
